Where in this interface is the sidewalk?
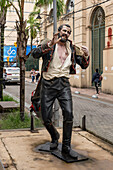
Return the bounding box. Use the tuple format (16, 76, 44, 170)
(71, 86, 113, 103)
(0, 128, 113, 170)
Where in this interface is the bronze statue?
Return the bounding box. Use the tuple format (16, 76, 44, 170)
(31, 24, 90, 159)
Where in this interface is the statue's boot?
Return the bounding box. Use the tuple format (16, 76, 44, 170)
(44, 122, 60, 150)
(62, 121, 77, 159)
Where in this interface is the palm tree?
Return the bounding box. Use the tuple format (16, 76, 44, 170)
(27, 12, 40, 50)
(6, 0, 29, 120)
(0, 1, 12, 100)
(4, 0, 41, 121)
(25, 11, 40, 71)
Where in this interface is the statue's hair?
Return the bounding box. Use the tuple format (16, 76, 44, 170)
(58, 24, 72, 32)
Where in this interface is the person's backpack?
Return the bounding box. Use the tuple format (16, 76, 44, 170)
(99, 75, 103, 81)
(36, 73, 40, 79)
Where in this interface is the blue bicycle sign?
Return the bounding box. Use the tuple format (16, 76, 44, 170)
(4, 45, 36, 62)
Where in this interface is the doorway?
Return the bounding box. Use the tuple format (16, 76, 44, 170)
(92, 7, 105, 77)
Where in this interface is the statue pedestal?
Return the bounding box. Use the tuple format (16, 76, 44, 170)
(35, 142, 88, 163)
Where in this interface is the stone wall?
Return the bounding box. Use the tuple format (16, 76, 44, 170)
(102, 47, 113, 94)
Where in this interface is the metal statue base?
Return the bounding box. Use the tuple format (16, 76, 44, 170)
(35, 142, 88, 163)
(35, 142, 62, 153)
(52, 149, 88, 163)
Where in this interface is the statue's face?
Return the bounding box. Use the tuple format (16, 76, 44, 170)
(58, 25, 71, 43)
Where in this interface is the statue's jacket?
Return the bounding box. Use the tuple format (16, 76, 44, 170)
(31, 39, 90, 75)
(30, 39, 90, 102)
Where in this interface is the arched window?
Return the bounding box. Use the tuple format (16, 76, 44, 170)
(49, 9, 53, 23)
(66, 0, 74, 14)
(91, 7, 105, 77)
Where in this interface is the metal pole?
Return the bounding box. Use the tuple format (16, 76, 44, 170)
(53, 0, 57, 34)
(53, 0, 59, 127)
(73, 5, 75, 41)
(0, 24, 4, 101)
(0, 24, 2, 100)
(30, 110, 35, 132)
(82, 115, 86, 130)
(71, 1, 75, 41)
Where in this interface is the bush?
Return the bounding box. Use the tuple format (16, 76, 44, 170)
(0, 95, 43, 130)
(3, 95, 17, 103)
(0, 111, 43, 130)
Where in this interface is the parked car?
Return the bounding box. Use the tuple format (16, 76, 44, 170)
(4, 67, 20, 83)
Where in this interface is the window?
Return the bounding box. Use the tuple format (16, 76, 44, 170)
(66, 0, 74, 14)
(92, 7, 105, 77)
(49, 9, 53, 23)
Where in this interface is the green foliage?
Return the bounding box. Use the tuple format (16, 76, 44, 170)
(0, 0, 12, 17)
(25, 54, 39, 71)
(29, 8, 40, 17)
(27, 15, 40, 39)
(3, 95, 17, 102)
(57, 0, 64, 18)
(37, 0, 53, 6)
(0, 111, 43, 130)
(0, 94, 43, 129)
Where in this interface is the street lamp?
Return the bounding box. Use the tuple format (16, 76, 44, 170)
(36, 13, 50, 38)
(70, 1, 75, 41)
(36, 13, 49, 20)
(36, 14, 42, 19)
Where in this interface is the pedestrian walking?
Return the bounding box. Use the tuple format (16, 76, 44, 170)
(30, 68, 35, 83)
(30, 24, 90, 159)
(92, 68, 102, 94)
(35, 69, 40, 82)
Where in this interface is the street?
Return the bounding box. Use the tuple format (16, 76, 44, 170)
(72, 94, 113, 144)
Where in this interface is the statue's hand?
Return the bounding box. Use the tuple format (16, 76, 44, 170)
(48, 32, 61, 47)
(81, 45, 89, 56)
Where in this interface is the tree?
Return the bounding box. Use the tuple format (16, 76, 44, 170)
(27, 11, 40, 50)
(6, 0, 29, 120)
(0, 1, 12, 100)
(25, 10, 40, 71)
(5, 0, 40, 121)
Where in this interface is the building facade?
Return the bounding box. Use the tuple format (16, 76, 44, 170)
(38, 0, 113, 94)
(5, 0, 36, 46)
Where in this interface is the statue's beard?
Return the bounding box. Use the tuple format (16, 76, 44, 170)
(58, 33, 68, 43)
(60, 38, 67, 42)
